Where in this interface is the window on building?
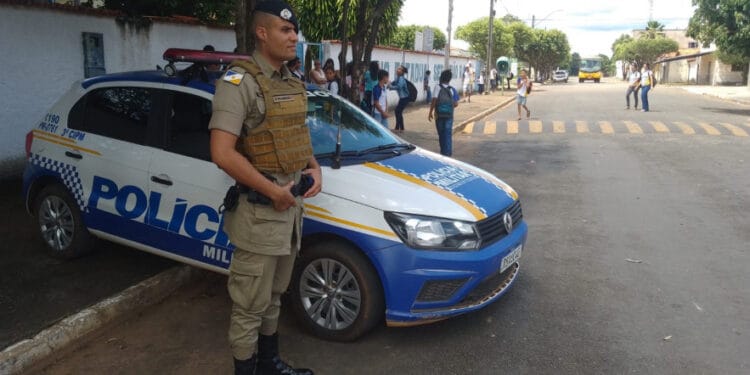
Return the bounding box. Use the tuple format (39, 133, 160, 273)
(69, 87, 152, 145)
(688, 41, 698, 48)
(731, 64, 744, 72)
(82, 32, 106, 78)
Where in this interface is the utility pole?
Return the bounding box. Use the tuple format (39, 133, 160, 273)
(486, 0, 495, 94)
(445, 0, 453, 72)
(531, 14, 535, 28)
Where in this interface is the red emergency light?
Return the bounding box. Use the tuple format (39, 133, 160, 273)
(161, 48, 250, 77)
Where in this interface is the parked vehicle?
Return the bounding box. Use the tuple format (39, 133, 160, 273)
(552, 70, 569, 83)
(23, 49, 527, 341)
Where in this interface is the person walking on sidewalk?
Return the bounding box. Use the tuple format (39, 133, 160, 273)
(423, 70, 432, 104)
(428, 69, 460, 156)
(372, 69, 390, 128)
(516, 69, 531, 120)
(208, 1, 321, 374)
(640, 63, 656, 112)
(389, 65, 410, 133)
(625, 63, 641, 110)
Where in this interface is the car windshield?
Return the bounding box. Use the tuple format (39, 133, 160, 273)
(306, 90, 412, 164)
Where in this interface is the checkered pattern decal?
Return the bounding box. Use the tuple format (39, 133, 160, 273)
(29, 153, 87, 212)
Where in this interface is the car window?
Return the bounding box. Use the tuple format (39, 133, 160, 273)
(306, 90, 400, 156)
(69, 87, 152, 145)
(165, 91, 212, 161)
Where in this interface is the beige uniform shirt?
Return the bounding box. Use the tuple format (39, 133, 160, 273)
(209, 52, 305, 255)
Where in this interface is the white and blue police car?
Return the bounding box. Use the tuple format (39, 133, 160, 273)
(23, 49, 527, 341)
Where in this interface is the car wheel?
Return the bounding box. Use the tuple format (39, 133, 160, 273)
(35, 184, 95, 259)
(290, 240, 384, 342)
(595, 78, 600, 83)
(579, 78, 583, 83)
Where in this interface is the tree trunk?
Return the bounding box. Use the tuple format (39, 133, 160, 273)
(338, 0, 351, 99)
(235, 0, 256, 54)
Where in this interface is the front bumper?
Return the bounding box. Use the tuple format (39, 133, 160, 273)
(371, 221, 528, 325)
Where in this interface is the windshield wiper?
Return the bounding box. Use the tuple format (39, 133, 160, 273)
(351, 143, 415, 156)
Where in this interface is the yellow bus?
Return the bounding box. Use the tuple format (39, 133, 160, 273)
(579, 57, 602, 83)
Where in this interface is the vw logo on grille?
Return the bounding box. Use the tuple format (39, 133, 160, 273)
(503, 212, 513, 233)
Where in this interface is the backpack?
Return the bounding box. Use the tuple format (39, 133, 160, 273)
(436, 86, 455, 119)
(406, 79, 418, 102)
(526, 81, 533, 94)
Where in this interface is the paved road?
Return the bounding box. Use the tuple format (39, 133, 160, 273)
(0, 178, 174, 349)
(24, 82, 750, 374)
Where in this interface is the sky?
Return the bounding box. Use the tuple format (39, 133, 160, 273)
(398, 0, 697, 57)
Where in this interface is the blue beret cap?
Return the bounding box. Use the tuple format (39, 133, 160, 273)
(254, 0, 299, 32)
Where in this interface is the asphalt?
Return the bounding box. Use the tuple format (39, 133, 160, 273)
(2, 81, 748, 374)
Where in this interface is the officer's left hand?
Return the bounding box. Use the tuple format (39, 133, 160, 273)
(302, 167, 322, 198)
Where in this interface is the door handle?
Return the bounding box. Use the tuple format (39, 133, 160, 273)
(151, 175, 173, 186)
(64, 151, 82, 160)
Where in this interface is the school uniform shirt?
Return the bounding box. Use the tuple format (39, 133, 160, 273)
(516, 77, 528, 97)
(627, 71, 641, 86)
(372, 84, 387, 113)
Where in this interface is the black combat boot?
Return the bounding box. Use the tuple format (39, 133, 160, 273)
(256, 333, 314, 375)
(234, 354, 257, 375)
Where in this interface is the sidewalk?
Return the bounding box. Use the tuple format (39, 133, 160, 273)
(677, 84, 750, 106)
(397, 89, 516, 152)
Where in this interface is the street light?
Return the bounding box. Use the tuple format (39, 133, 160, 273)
(531, 9, 562, 28)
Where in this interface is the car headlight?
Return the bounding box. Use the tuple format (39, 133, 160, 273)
(384, 212, 480, 250)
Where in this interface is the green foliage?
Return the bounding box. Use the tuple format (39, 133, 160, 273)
(289, 0, 401, 44)
(688, 0, 750, 60)
(613, 37, 679, 67)
(381, 25, 447, 50)
(597, 53, 615, 76)
(611, 34, 633, 54)
(455, 17, 514, 62)
(641, 20, 666, 39)
(507, 22, 570, 77)
(103, 0, 234, 24)
(570, 52, 581, 75)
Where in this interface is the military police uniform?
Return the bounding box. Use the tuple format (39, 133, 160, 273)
(208, 2, 315, 374)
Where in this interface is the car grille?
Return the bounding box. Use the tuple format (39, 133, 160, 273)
(458, 263, 518, 307)
(416, 278, 469, 302)
(476, 200, 523, 247)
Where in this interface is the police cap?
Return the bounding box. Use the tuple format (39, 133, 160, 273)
(254, 0, 299, 33)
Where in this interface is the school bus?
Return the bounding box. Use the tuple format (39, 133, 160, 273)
(579, 57, 602, 83)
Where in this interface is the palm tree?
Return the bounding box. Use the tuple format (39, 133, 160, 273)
(642, 20, 665, 39)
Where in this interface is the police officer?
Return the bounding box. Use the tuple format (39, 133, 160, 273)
(208, 1, 321, 374)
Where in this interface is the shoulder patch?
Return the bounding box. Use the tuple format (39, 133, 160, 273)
(223, 70, 244, 86)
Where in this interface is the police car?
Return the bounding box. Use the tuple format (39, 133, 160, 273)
(23, 49, 527, 341)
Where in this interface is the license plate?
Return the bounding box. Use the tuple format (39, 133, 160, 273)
(500, 244, 523, 273)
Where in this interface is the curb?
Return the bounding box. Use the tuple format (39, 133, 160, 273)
(453, 97, 516, 134)
(0, 265, 201, 375)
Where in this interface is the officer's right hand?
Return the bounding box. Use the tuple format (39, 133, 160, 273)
(271, 181, 296, 211)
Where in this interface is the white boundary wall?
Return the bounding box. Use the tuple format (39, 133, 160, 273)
(0, 3, 235, 177)
(323, 41, 474, 106)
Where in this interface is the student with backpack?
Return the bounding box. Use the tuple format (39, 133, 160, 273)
(428, 69, 460, 156)
(516, 69, 531, 120)
(371, 69, 390, 128)
(389, 65, 410, 133)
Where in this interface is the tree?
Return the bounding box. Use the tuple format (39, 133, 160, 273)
(455, 17, 514, 62)
(613, 37, 679, 67)
(103, 0, 235, 24)
(507, 22, 570, 80)
(382, 25, 447, 51)
(598, 53, 615, 76)
(641, 20, 666, 39)
(688, 0, 750, 61)
(611, 33, 633, 55)
(290, 0, 404, 102)
(570, 52, 581, 75)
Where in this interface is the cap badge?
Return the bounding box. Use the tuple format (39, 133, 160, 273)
(280, 8, 292, 20)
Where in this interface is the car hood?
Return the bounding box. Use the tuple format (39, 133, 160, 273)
(321, 148, 518, 222)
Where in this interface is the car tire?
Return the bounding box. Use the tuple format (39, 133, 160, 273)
(579, 78, 583, 83)
(34, 184, 95, 259)
(595, 78, 600, 83)
(290, 240, 384, 342)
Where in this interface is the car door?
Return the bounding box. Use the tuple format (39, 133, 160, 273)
(147, 87, 234, 272)
(66, 84, 159, 241)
